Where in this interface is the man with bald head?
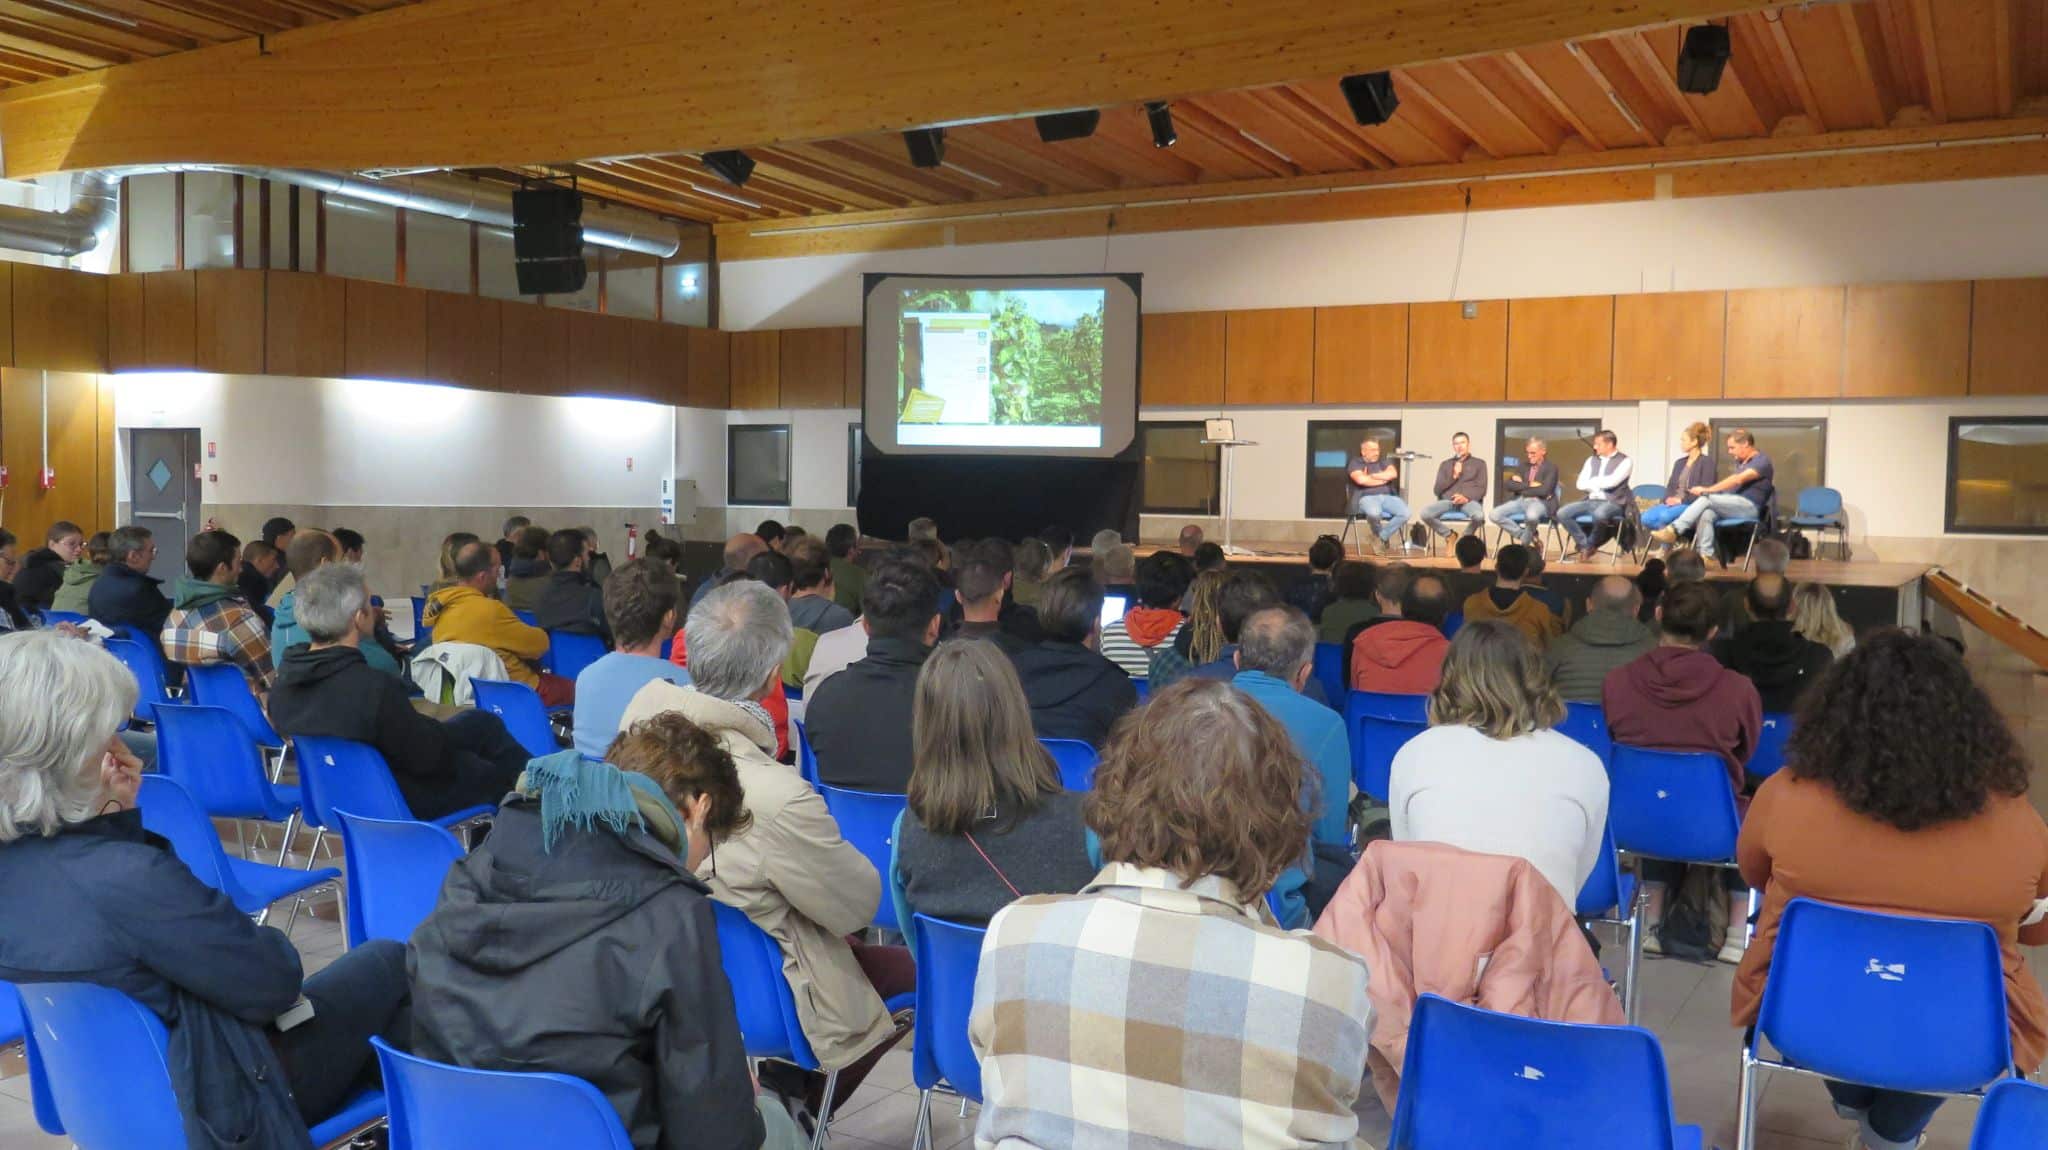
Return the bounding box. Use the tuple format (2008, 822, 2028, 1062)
(1711, 573, 1833, 712)
(1545, 575, 1656, 702)
(424, 539, 573, 705)
(1177, 524, 1204, 558)
(688, 532, 770, 613)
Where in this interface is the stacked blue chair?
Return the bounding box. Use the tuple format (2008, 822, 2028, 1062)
(470, 677, 562, 758)
(1390, 993, 1702, 1149)
(1788, 486, 1848, 560)
(1312, 641, 1347, 707)
(373, 1036, 633, 1150)
(18, 980, 385, 1149)
(292, 736, 495, 868)
(154, 703, 305, 865)
(1344, 690, 1429, 803)
(1556, 700, 1612, 766)
(1972, 1078, 2048, 1148)
(103, 636, 174, 725)
(337, 812, 465, 948)
(816, 784, 909, 932)
(910, 914, 988, 1150)
(1573, 823, 1640, 1021)
(1737, 897, 2015, 1150)
(1748, 713, 1795, 780)
(1041, 738, 1100, 791)
(138, 774, 337, 931)
(545, 630, 608, 683)
(184, 663, 286, 755)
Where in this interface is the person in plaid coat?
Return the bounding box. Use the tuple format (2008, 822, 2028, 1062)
(161, 528, 275, 698)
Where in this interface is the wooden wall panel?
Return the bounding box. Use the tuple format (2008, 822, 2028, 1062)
(626, 318, 685, 403)
(142, 270, 197, 369)
(1138, 311, 1224, 406)
(1724, 286, 1844, 398)
(194, 269, 265, 375)
(843, 326, 863, 409)
(264, 271, 345, 378)
(566, 311, 632, 397)
(1224, 308, 1313, 405)
(1, 368, 107, 546)
(1843, 281, 1971, 398)
(425, 290, 501, 392)
(107, 272, 145, 370)
(1612, 291, 1724, 399)
(729, 329, 780, 409)
(779, 327, 846, 409)
(499, 305, 568, 395)
(1507, 295, 1613, 401)
(343, 279, 427, 381)
(1969, 278, 2048, 396)
(1312, 304, 1407, 404)
(686, 327, 730, 408)
(13, 265, 107, 372)
(95, 372, 115, 529)
(0, 264, 15, 368)
(1407, 300, 1507, 403)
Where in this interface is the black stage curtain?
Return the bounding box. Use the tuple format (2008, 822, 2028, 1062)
(858, 453, 1139, 543)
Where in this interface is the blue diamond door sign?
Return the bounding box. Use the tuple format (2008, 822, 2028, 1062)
(147, 459, 174, 492)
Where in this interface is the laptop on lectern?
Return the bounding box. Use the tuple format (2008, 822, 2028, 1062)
(1204, 418, 1236, 443)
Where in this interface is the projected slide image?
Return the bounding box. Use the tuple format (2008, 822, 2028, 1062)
(898, 287, 1104, 447)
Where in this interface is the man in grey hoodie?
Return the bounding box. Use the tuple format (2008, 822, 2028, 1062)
(1546, 576, 1657, 702)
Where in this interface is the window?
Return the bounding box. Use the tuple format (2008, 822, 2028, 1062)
(323, 197, 398, 283)
(1140, 422, 1220, 516)
(1947, 418, 2048, 534)
(848, 423, 864, 507)
(1494, 420, 1599, 507)
(1305, 420, 1402, 519)
(1709, 418, 1826, 510)
(728, 424, 791, 507)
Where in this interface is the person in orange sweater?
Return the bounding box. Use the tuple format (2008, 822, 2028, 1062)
(1458, 543, 1562, 650)
(1350, 574, 1451, 695)
(424, 540, 573, 706)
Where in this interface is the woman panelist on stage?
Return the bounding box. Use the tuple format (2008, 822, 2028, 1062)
(1642, 421, 1717, 533)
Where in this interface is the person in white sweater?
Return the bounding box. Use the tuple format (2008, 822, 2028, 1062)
(1388, 619, 1610, 907)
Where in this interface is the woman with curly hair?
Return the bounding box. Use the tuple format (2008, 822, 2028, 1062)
(1732, 628, 2048, 1150)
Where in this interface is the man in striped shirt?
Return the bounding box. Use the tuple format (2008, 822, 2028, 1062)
(1097, 551, 1193, 682)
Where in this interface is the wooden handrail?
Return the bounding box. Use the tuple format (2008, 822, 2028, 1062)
(1925, 567, 2048, 673)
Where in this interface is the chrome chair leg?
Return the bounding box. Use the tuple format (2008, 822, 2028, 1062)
(810, 1068, 840, 1150)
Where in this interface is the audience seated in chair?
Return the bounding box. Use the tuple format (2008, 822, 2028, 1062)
(1283, 534, 1343, 624)
(500, 524, 555, 613)
(1521, 549, 1567, 618)
(572, 559, 685, 760)
(1444, 533, 1491, 608)
(623, 580, 912, 1124)
(235, 539, 280, 628)
(894, 639, 1096, 926)
(0, 631, 411, 1145)
(1350, 573, 1452, 695)
(805, 554, 939, 792)
(824, 524, 867, 617)
(1792, 581, 1856, 659)
(87, 524, 173, 641)
(1233, 605, 1353, 914)
(274, 530, 404, 678)
(534, 527, 611, 644)
(0, 529, 29, 632)
(161, 528, 275, 699)
(1007, 568, 1139, 749)
(1094, 540, 1138, 604)
(1008, 536, 1053, 612)
(1733, 629, 2048, 1150)
(1156, 568, 1225, 692)
(14, 519, 82, 616)
(1546, 575, 1657, 703)
(1189, 570, 1330, 705)
(1389, 620, 1609, 907)
(783, 535, 855, 683)
(425, 539, 573, 706)
(942, 537, 1012, 644)
(259, 516, 297, 603)
(410, 713, 806, 1150)
(1330, 559, 1401, 655)
(269, 565, 531, 820)
(690, 532, 769, 615)
(664, 554, 794, 762)
(1711, 573, 1833, 714)
(1458, 543, 1562, 650)
(1099, 550, 1192, 682)
(971, 677, 1376, 1149)
(49, 529, 109, 616)
(1719, 538, 1792, 640)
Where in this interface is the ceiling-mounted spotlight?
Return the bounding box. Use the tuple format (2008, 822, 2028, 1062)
(1676, 24, 1731, 94)
(1338, 71, 1399, 125)
(1145, 101, 1177, 148)
(700, 149, 756, 187)
(904, 126, 947, 168)
(1034, 109, 1102, 143)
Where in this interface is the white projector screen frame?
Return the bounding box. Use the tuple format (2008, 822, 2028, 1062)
(862, 273, 1141, 458)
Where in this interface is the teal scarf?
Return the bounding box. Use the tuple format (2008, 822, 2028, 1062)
(521, 749, 687, 855)
(173, 577, 240, 611)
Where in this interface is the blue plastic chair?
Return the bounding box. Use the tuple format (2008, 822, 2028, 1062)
(470, 677, 562, 758)
(103, 636, 173, 724)
(373, 1035, 633, 1150)
(1390, 994, 1701, 1150)
(1132, 678, 1149, 701)
(910, 914, 988, 1150)
(409, 596, 430, 645)
(1634, 483, 1668, 504)
(1607, 745, 1742, 867)
(17, 980, 385, 1149)
(41, 609, 89, 627)
(711, 901, 862, 1150)
(1738, 898, 2015, 1150)
(1749, 712, 1794, 780)
(291, 735, 496, 865)
(1426, 506, 1481, 556)
(1491, 506, 1567, 556)
(1788, 486, 1848, 560)
(0, 979, 19, 1049)
(154, 703, 304, 862)
(816, 784, 910, 931)
(337, 812, 465, 949)
(1312, 641, 1347, 707)
(513, 608, 541, 628)
(546, 630, 608, 683)
(138, 774, 337, 931)
(183, 662, 284, 749)
(1440, 610, 1463, 640)
(1573, 822, 1641, 1022)
(1041, 737, 1100, 791)
(1556, 700, 1612, 766)
(1972, 1078, 2048, 1149)
(1344, 690, 1429, 801)
(793, 719, 819, 786)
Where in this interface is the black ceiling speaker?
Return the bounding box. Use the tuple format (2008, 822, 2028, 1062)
(510, 185, 586, 296)
(701, 149, 756, 186)
(1338, 71, 1399, 125)
(1145, 101, 1177, 148)
(1035, 109, 1102, 142)
(903, 126, 947, 168)
(1677, 24, 1731, 94)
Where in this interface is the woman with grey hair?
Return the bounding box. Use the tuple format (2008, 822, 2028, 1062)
(0, 631, 413, 1146)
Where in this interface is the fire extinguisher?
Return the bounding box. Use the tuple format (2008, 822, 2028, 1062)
(625, 523, 638, 559)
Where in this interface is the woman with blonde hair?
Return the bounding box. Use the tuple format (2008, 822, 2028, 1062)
(1387, 619, 1609, 905)
(1641, 420, 1717, 533)
(893, 638, 1097, 926)
(1159, 568, 1230, 690)
(1792, 581, 1855, 658)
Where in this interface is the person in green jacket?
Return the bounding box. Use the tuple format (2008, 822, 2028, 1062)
(47, 531, 109, 615)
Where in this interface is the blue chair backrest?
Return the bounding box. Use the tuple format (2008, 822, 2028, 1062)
(1634, 483, 1667, 503)
(1607, 745, 1740, 864)
(103, 636, 170, 724)
(1389, 993, 1688, 1149)
(338, 812, 465, 949)
(1353, 713, 1427, 804)
(1796, 486, 1844, 518)
(1312, 642, 1347, 707)
(1574, 822, 1625, 918)
(410, 596, 429, 638)
(546, 630, 608, 683)
(1041, 738, 1100, 791)
(374, 1036, 633, 1150)
(1749, 712, 1794, 780)
(293, 735, 416, 828)
(18, 981, 189, 1149)
(41, 609, 89, 627)
(1556, 701, 1611, 766)
(816, 785, 909, 932)
(1757, 898, 2012, 1094)
(710, 901, 820, 1068)
(136, 774, 236, 895)
(154, 703, 287, 821)
(911, 914, 988, 1104)
(1972, 1078, 2048, 1149)
(1132, 678, 1149, 701)
(793, 720, 819, 786)
(1440, 611, 1462, 640)
(184, 663, 283, 746)
(470, 677, 559, 758)
(0, 979, 20, 1048)
(513, 609, 540, 628)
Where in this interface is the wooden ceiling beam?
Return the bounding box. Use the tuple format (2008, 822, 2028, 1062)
(1759, 10, 1825, 128)
(1503, 49, 1607, 150)
(1563, 40, 1660, 145)
(603, 157, 832, 218)
(1391, 68, 1495, 157)
(1994, 0, 2016, 113)
(0, 0, 1789, 177)
(1247, 85, 1394, 169)
(971, 119, 1130, 188)
(1908, 0, 1950, 120)
(1616, 30, 1714, 140)
(1448, 59, 1558, 152)
(728, 151, 908, 211)
(1837, 2, 1896, 126)
(783, 139, 979, 203)
(943, 132, 1112, 194)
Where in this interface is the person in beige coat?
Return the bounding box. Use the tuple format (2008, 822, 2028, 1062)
(620, 579, 910, 1127)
